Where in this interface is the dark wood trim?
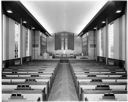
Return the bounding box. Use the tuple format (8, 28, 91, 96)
(2, 56, 31, 68)
(97, 56, 106, 63)
(97, 56, 125, 68)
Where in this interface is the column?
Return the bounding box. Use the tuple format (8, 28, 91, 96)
(20, 18, 23, 64)
(2, 14, 9, 61)
(105, 18, 109, 64)
(119, 17, 122, 60)
(94, 30, 96, 60)
(125, 3, 128, 72)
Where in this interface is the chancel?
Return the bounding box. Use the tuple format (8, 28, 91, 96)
(1, 0, 128, 102)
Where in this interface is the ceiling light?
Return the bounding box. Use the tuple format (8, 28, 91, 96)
(7, 10, 13, 13)
(32, 27, 35, 29)
(102, 21, 105, 24)
(23, 21, 27, 24)
(94, 27, 97, 30)
(116, 10, 121, 13)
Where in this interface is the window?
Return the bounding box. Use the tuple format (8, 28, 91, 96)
(65, 38, 68, 50)
(15, 22, 20, 58)
(99, 29, 103, 56)
(25, 29, 29, 56)
(108, 23, 114, 58)
(82, 33, 88, 56)
(55, 34, 61, 50)
(61, 37, 64, 50)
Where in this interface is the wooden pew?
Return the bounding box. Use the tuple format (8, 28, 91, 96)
(2, 61, 59, 102)
(69, 61, 127, 101)
(80, 89, 127, 101)
(2, 90, 45, 102)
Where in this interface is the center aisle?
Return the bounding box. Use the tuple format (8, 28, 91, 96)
(48, 63, 78, 101)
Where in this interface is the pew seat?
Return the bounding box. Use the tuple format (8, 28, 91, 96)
(83, 93, 127, 101)
(3, 90, 44, 102)
(80, 84, 126, 90)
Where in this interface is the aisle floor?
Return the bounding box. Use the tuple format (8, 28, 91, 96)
(48, 63, 78, 101)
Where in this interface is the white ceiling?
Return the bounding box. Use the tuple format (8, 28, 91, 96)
(21, 0, 108, 35)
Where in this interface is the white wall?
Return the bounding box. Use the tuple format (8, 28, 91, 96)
(40, 32, 47, 54)
(15, 22, 21, 58)
(26, 29, 32, 56)
(22, 27, 33, 58)
(113, 19, 120, 59)
(109, 15, 126, 60)
(119, 15, 126, 60)
(32, 31, 40, 59)
(29, 30, 33, 56)
(95, 14, 126, 61)
(96, 26, 106, 57)
(2, 14, 9, 60)
(32, 31, 48, 59)
(47, 35, 55, 54)
(102, 26, 106, 57)
(126, 3, 128, 71)
(96, 30, 100, 57)
(8, 18, 15, 59)
(47, 34, 82, 55)
(83, 13, 126, 61)
(82, 33, 88, 56)
(2, 14, 33, 61)
(22, 26, 26, 57)
(88, 31, 95, 59)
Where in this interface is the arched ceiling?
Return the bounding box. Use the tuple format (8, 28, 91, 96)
(21, 0, 108, 35)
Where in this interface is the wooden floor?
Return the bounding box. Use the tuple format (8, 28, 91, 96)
(48, 63, 78, 101)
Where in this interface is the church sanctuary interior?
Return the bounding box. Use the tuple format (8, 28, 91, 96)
(1, 0, 128, 101)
